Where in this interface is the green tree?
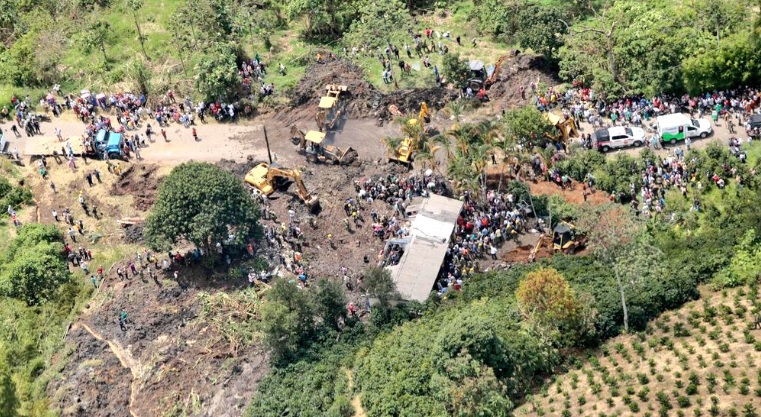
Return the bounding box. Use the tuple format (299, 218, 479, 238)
(126, 0, 149, 60)
(144, 162, 261, 252)
(576, 203, 643, 333)
(0, 225, 71, 306)
(83, 20, 111, 68)
(195, 43, 242, 101)
(442, 53, 471, 88)
(312, 279, 348, 331)
(344, 0, 407, 48)
(502, 106, 555, 148)
(515, 5, 566, 63)
(360, 267, 400, 325)
(259, 279, 315, 364)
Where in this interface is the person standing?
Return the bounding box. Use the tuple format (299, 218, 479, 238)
(161, 128, 167, 141)
(192, 127, 198, 141)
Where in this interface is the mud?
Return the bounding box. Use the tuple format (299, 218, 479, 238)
(110, 165, 161, 211)
(487, 53, 562, 111)
(122, 223, 144, 244)
(48, 266, 268, 417)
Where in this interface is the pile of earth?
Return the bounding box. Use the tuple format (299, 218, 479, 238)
(49, 265, 268, 417)
(216, 156, 263, 177)
(110, 164, 161, 211)
(290, 57, 459, 119)
(290, 58, 373, 108)
(487, 53, 562, 111)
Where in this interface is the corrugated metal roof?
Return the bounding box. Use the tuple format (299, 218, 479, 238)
(386, 194, 463, 302)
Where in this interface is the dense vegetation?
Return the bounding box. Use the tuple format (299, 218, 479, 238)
(250, 140, 761, 416)
(0, 224, 90, 415)
(2, 0, 759, 104)
(144, 162, 261, 252)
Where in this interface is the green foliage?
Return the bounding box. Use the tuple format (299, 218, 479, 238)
(683, 32, 761, 95)
(344, 0, 408, 49)
(593, 153, 642, 196)
(442, 53, 471, 88)
(194, 43, 243, 101)
(503, 106, 555, 148)
(0, 364, 18, 417)
(713, 230, 761, 288)
(144, 162, 261, 251)
(259, 279, 316, 364)
(0, 177, 32, 214)
(312, 279, 348, 331)
(469, 0, 520, 39)
(557, 0, 754, 96)
(514, 5, 566, 62)
(0, 224, 72, 306)
(555, 150, 606, 182)
(354, 299, 558, 416)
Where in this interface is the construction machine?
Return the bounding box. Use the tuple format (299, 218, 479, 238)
(301, 130, 358, 165)
(544, 112, 579, 145)
(290, 125, 307, 148)
(386, 137, 415, 165)
(528, 221, 586, 261)
(316, 85, 348, 131)
(244, 162, 320, 210)
(419, 101, 430, 123)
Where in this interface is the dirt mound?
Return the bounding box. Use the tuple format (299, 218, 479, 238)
(216, 156, 262, 177)
(488, 53, 561, 111)
(291, 59, 374, 107)
(290, 58, 458, 119)
(111, 165, 161, 211)
(502, 243, 552, 264)
(122, 223, 144, 243)
(49, 266, 268, 417)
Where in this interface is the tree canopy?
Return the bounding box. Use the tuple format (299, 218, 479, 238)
(144, 162, 261, 251)
(0, 224, 72, 306)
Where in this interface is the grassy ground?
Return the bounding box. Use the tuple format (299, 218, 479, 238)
(514, 285, 761, 417)
(1, 0, 518, 105)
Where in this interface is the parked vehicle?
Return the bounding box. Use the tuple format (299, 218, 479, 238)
(656, 113, 712, 144)
(593, 126, 646, 152)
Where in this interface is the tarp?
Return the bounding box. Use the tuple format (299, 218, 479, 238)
(468, 60, 485, 71)
(305, 130, 326, 144)
(318, 96, 337, 109)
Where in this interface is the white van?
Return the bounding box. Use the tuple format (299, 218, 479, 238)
(656, 113, 712, 144)
(593, 126, 646, 152)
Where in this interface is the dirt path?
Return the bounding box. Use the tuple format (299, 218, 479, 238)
(75, 322, 142, 417)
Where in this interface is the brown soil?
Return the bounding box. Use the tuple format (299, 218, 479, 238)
(529, 180, 610, 205)
(110, 165, 161, 211)
(48, 267, 268, 417)
(487, 53, 562, 111)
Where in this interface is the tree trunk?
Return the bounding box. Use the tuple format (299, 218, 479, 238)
(606, 36, 617, 83)
(614, 262, 629, 333)
(133, 12, 149, 61)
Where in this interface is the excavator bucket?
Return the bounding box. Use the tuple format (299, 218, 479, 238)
(339, 147, 357, 165)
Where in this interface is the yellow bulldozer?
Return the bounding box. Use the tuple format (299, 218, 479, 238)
(290, 126, 358, 165)
(244, 162, 320, 210)
(315, 85, 349, 131)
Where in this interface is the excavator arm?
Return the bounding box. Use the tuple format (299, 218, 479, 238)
(265, 167, 320, 209)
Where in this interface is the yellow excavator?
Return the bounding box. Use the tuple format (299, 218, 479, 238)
(528, 221, 585, 261)
(386, 137, 416, 165)
(545, 112, 579, 145)
(245, 162, 320, 210)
